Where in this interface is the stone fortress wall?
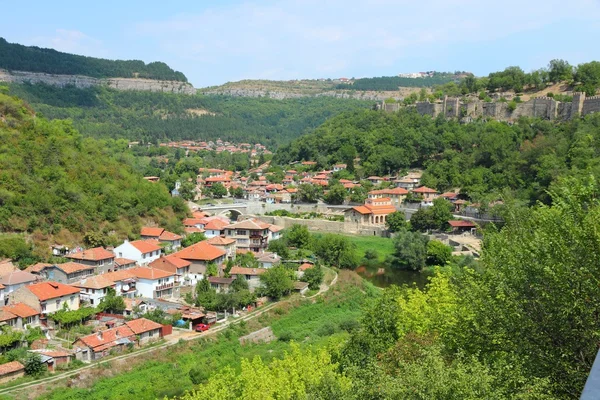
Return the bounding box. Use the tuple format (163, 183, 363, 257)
(381, 92, 600, 121)
(0, 69, 197, 95)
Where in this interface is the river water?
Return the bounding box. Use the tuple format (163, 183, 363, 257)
(355, 263, 432, 289)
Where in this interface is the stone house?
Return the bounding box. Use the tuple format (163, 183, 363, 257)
(224, 219, 272, 252)
(113, 240, 162, 267)
(124, 318, 163, 345)
(208, 277, 235, 293)
(66, 247, 115, 274)
(31, 350, 72, 372)
(206, 236, 237, 260)
(9, 281, 81, 316)
(73, 325, 136, 362)
(0, 361, 25, 384)
(368, 187, 408, 206)
(229, 266, 267, 292)
(74, 275, 116, 307)
(34, 263, 95, 284)
(1, 303, 40, 329)
(412, 186, 439, 205)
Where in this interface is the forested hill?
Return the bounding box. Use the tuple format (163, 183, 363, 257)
(0, 37, 187, 81)
(0, 86, 186, 247)
(274, 108, 600, 205)
(8, 83, 372, 147)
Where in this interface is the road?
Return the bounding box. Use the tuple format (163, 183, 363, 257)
(0, 270, 338, 398)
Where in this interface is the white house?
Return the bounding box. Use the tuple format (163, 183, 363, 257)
(129, 267, 176, 299)
(203, 219, 228, 238)
(113, 240, 162, 267)
(9, 281, 80, 316)
(74, 276, 116, 307)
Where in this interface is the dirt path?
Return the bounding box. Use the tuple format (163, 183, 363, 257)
(0, 270, 339, 398)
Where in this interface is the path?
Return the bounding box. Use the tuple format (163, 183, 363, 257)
(0, 270, 339, 398)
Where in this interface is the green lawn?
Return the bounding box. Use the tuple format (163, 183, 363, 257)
(38, 271, 372, 400)
(343, 234, 395, 261)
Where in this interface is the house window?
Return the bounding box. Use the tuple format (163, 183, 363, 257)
(149, 330, 154, 337)
(41, 303, 46, 312)
(158, 279, 163, 285)
(55, 300, 60, 308)
(143, 254, 146, 259)
(119, 252, 122, 258)
(90, 299, 94, 305)
(99, 260, 104, 266)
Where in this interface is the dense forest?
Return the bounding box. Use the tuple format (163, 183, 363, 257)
(0, 87, 187, 255)
(0, 38, 188, 81)
(339, 72, 463, 90)
(274, 108, 600, 205)
(7, 83, 372, 147)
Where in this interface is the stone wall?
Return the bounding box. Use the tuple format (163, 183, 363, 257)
(0, 69, 196, 95)
(258, 215, 387, 236)
(407, 92, 600, 122)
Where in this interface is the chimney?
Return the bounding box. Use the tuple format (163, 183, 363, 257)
(97, 331, 103, 341)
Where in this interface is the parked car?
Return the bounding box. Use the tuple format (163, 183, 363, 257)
(195, 323, 210, 332)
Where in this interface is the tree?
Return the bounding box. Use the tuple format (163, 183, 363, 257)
(393, 230, 429, 271)
(410, 208, 435, 232)
(83, 231, 108, 248)
(23, 353, 45, 377)
(385, 211, 408, 233)
(298, 183, 322, 203)
(210, 182, 227, 198)
(301, 265, 324, 290)
(194, 278, 218, 310)
(313, 234, 359, 269)
(574, 61, 600, 96)
(426, 240, 452, 266)
(548, 59, 573, 83)
(323, 184, 347, 205)
(205, 262, 218, 277)
(235, 252, 259, 268)
(97, 287, 125, 314)
(182, 232, 206, 247)
(259, 265, 294, 299)
(230, 275, 249, 292)
(229, 186, 244, 199)
(267, 239, 290, 259)
(285, 224, 313, 249)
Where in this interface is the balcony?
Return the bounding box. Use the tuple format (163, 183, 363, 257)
(155, 282, 174, 291)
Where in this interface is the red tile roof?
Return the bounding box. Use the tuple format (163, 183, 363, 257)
(204, 219, 229, 231)
(0, 361, 24, 376)
(159, 231, 182, 241)
(67, 247, 114, 261)
(172, 241, 226, 261)
(206, 236, 236, 246)
(76, 326, 136, 350)
(54, 262, 95, 274)
(140, 227, 165, 237)
(125, 318, 163, 334)
(24, 263, 52, 274)
(229, 266, 267, 276)
(0, 270, 38, 286)
(298, 263, 314, 271)
(225, 219, 270, 230)
(0, 308, 17, 322)
(349, 205, 372, 215)
(129, 240, 162, 254)
(184, 227, 205, 234)
(37, 350, 71, 358)
(114, 258, 136, 267)
(75, 275, 115, 290)
(4, 303, 39, 318)
(448, 220, 476, 228)
(413, 186, 438, 194)
(149, 256, 191, 273)
(102, 269, 136, 283)
(183, 218, 205, 226)
(129, 267, 174, 280)
(26, 281, 80, 301)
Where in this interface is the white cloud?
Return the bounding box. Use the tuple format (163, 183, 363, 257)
(29, 29, 109, 58)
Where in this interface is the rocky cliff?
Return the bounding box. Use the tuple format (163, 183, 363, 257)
(200, 88, 406, 101)
(0, 69, 196, 95)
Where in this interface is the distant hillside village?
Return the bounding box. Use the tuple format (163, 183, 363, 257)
(156, 139, 271, 156)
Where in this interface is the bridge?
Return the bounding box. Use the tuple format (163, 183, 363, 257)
(189, 201, 248, 218)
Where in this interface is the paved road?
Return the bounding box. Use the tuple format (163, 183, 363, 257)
(0, 270, 339, 398)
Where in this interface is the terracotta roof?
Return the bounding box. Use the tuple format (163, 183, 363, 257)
(24, 263, 52, 274)
(172, 241, 226, 261)
(0, 283, 4, 290)
(204, 219, 229, 231)
(293, 281, 309, 290)
(184, 227, 205, 234)
(440, 192, 458, 199)
(225, 219, 270, 230)
(149, 256, 191, 273)
(4, 303, 39, 318)
(183, 218, 205, 226)
(129, 240, 162, 254)
(159, 231, 182, 241)
(26, 281, 80, 301)
(268, 225, 284, 233)
(0, 308, 17, 322)
(129, 267, 174, 280)
(192, 211, 209, 218)
(125, 318, 163, 334)
(448, 220, 476, 228)
(298, 263, 314, 271)
(140, 227, 165, 237)
(229, 266, 267, 276)
(102, 269, 136, 283)
(54, 262, 95, 274)
(0, 259, 17, 277)
(413, 186, 438, 194)
(75, 275, 115, 290)
(208, 277, 235, 285)
(367, 176, 384, 180)
(67, 247, 114, 261)
(454, 199, 468, 205)
(76, 326, 136, 350)
(206, 236, 236, 246)
(366, 204, 397, 215)
(0, 361, 24, 376)
(349, 206, 371, 215)
(0, 270, 38, 286)
(37, 350, 71, 358)
(114, 258, 136, 267)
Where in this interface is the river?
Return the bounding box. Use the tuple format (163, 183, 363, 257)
(355, 263, 432, 289)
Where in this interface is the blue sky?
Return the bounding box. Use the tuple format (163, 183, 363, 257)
(2, 0, 600, 87)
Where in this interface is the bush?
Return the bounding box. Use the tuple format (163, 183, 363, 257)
(278, 331, 294, 342)
(339, 319, 360, 333)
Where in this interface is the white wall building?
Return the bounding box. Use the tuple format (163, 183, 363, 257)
(113, 240, 162, 266)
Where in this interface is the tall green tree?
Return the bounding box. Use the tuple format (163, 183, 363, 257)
(393, 230, 429, 271)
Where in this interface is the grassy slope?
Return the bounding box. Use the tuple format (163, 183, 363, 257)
(343, 234, 395, 262)
(36, 271, 372, 400)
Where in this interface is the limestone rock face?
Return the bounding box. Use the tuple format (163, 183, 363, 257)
(0, 69, 196, 95)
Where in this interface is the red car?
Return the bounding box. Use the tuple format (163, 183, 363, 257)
(195, 323, 210, 332)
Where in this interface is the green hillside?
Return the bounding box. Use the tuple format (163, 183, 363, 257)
(0, 86, 186, 245)
(8, 83, 372, 147)
(0, 37, 187, 81)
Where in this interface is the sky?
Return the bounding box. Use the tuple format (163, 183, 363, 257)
(2, 0, 600, 87)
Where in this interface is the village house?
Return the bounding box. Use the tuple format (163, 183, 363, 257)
(171, 241, 226, 282)
(74, 275, 116, 306)
(333, 163, 347, 172)
(0, 361, 25, 384)
(448, 220, 477, 233)
(0, 303, 40, 330)
(125, 318, 163, 345)
(66, 247, 115, 274)
(102, 270, 138, 298)
(256, 252, 280, 269)
(208, 277, 235, 293)
(30, 350, 72, 372)
(0, 259, 17, 277)
(229, 266, 266, 292)
(140, 227, 182, 250)
(268, 224, 284, 242)
(367, 176, 385, 185)
(412, 186, 439, 205)
(34, 262, 95, 284)
(149, 255, 192, 287)
(9, 281, 81, 316)
(0, 271, 38, 305)
(203, 219, 229, 238)
(224, 219, 272, 252)
(368, 187, 408, 206)
(206, 236, 237, 259)
(344, 197, 397, 226)
(73, 325, 137, 362)
(128, 267, 177, 299)
(114, 258, 136, 271)
(113, 239, 162, 267)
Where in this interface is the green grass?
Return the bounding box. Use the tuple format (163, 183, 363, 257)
(38, 272, 371, 400)
(343, 234, 395, 262)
